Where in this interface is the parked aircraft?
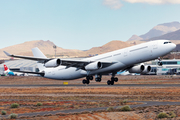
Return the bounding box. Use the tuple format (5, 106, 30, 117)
(4, 40, 176, 85)
(3, 64, 24, 76)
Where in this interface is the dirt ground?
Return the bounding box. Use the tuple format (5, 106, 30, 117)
(0, 75, 180, 85)
(1, 75, 180, 119)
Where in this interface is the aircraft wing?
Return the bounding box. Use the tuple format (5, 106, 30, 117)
(4, 51, 116, 69)
(61, 59, 116, 69)
(3, 51, 49, 61)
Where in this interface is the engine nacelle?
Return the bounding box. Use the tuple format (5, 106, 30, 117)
(129, 65, 145, 73)
(141, 65, 151, 74)
(44, 59, 61, 67)
(158, 61, 163, 66)
(85, 61, 102, 71)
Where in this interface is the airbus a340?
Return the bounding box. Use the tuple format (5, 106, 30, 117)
(4, 40, 176, 85)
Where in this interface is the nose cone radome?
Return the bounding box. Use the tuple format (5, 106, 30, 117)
(172, 43, 176, 50)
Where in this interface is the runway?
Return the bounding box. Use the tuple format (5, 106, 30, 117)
(0, 84, 180, 87)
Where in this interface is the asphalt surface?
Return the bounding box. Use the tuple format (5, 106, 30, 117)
(0, 84, 180, 87)
(2, 101, 180, 118)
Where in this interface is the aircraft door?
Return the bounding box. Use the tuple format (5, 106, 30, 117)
(150, 43, 153, 56)
(124, 49, 128, 57)
(153, 41, 158, 49)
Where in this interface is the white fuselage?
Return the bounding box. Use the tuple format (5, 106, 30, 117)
(43, 40, 176, 80)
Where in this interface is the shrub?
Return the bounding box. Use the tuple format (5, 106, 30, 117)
(123, 100, 127, 103)
(169, 111, 176, 118)
(157, 112, 168, 118)
(8, 113, 18, 119)
(36, 102, 43, 106)
(1, 110, 6, 115)
(106, 107, 114, 112)
(11, 103, 19, 108)
(120, 105, 131, 111)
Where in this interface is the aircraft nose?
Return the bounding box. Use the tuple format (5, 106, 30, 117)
(172, 43, 176, 49)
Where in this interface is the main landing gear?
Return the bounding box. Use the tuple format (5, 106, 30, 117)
(82, 76, 93, 84)
(95, 74, 101, 82)
(107, 77, 118, 85)
(82, 74, 118, 85)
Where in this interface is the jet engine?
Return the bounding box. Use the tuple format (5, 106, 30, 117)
(85, 61, 102, 71)
(158, 61, 163, 66)
(44, 59, 61, 67)
(141, 65, 151, 74)
(129, 65, 145, 73)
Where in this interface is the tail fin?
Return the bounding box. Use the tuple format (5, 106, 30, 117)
(31, 47, 46, 71)
(4, 64, 9, 71)
(32, 47, 47, 58)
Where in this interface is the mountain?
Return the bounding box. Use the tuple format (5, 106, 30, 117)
(84, 40, 132, 56)
(149, 29, 180, 41)
(127, 35, 143, 41)
(0, 40, 134, 59)
(0, 40, 83, 59)
(1, 39, 179, 60)
(141, 21, 180, 40)
(128, 21, 180, 41)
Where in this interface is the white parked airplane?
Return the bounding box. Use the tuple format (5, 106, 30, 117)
(4, 40, 176, 85)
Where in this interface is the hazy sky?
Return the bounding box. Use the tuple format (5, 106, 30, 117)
(0, 0, 180, 50)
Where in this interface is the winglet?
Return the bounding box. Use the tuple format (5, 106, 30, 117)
(3, 51, 12, 56)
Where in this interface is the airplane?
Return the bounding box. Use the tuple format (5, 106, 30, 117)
(117, 70, 137, 75)
(3, 64, 24, 76)
(4, 40, 176, 85)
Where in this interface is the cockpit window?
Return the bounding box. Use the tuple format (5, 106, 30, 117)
(164, 42, 168, 44)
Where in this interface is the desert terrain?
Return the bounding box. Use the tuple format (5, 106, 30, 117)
(1, 75, 180, 119)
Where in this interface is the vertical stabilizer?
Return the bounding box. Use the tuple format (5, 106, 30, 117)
(31, 47, 46, 71)
(4, 64, 9, 71)
(32, 47, 47, 58)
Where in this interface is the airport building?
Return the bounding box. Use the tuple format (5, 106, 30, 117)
(148, 59, 180, 75)
(0, 59, 38, 75)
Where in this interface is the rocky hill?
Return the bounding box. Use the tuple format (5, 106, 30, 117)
(1, 39, 179, 60)
(84, 40, 132, 56)
(128, 21, 180, 41)
(0, 40, 83, 59)
(149, 29, 180, 41)
(0, 40, 134, 59)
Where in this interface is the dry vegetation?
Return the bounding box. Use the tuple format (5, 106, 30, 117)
(0, 76, 180, 119)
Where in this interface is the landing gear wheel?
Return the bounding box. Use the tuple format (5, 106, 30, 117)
(86, 80, 90, 84)
(111, 80, 114, 85)
(86, 76, 89, 80)
(107, 80, 111, 85)
(82, 79, 86, 84)
(114, 77, 118, 82)
(89, 76, 93, 80)
(95, 77, 101, 82)
(98, 78, 101, 82)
